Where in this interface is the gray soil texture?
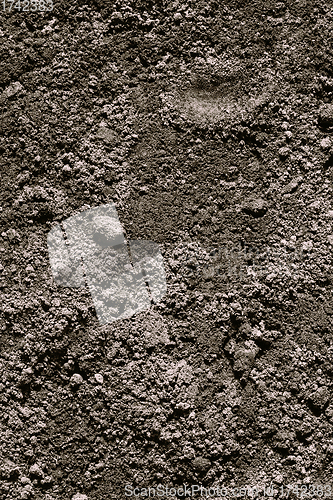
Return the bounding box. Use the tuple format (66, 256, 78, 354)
(1, 0, 333, 499)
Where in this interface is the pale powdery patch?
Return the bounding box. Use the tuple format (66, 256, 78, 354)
(47, 204, 167, 325)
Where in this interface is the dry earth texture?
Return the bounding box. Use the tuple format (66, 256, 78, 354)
(1, 0, 333, 499)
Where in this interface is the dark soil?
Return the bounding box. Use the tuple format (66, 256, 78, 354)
(1, 0, 333, 499)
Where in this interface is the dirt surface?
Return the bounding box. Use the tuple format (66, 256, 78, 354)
(1, 0, 333, 499)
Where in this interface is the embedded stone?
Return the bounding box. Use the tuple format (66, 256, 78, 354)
(318, 104, 333, 127)
(242, 197, 267, 217)
(192, 456, 211, 472)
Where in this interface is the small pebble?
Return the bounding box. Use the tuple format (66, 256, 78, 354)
(302, 241, 313, 251)
(94, 373, 104, 384)
(250, 327, 263, 341)
(29, 464, 44, 478)
(308, 199, 321, 210)
(233, 343, 259, 373)
(3, 81, 23, 98)
(318, 103, 333, 127)
(320, 137, 331, 149)
(7, 228, 19, 241)
(20, 477, 31, 485)
(192, 456, 211, 472)
(19, 407, 33, 419)
(229, 302, 242, 312)
(22, 367, 33, 376)
(309, 386, 330, 410)
(20, 485, 33, 500)
(278, 146, 290, 159)
(70, 373, 83, 386)
(242, 197, 267, 217)
(95, 462, 105, 471)
(72, 494, 89, 500)
(95, 127, 118, 145)
(174, 12, 182, 21)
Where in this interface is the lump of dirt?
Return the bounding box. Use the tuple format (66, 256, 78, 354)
(192, 456, 211, 473)
(318, 103, 333, 128)
(241, 197, 268, 217)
